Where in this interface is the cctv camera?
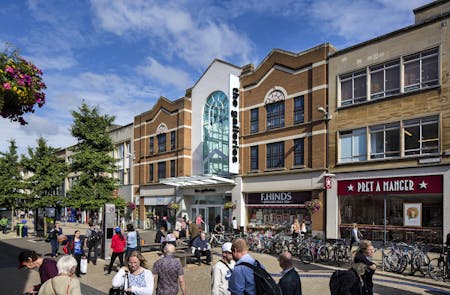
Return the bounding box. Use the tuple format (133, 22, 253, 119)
(317, 106, 327, 113)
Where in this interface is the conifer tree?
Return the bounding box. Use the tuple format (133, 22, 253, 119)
(21, 137, 68, 208)
(68, 103, 123, 210)
(0, 140, 26, 209)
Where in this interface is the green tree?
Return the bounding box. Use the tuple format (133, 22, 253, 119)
(21, 137, 68, 208)
(68, 103, 121, 210)
(0, 140, 26, 209)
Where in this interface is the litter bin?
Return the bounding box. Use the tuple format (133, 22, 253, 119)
(17, 223, 24, 237)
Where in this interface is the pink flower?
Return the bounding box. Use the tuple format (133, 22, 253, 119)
(3, 82, 11, 90)
(5, 66, 14, 75)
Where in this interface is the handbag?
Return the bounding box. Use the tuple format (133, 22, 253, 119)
(80, 256, 88, 274)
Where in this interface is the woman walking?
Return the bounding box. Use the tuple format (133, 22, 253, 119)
(106, 227, 126, 275)
(125, 224, 140, 260)
(68, 230, 85, 277)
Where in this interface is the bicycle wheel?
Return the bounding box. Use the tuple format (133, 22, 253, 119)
(299, 248, 313, 264)
(428, 258, 447, 281)
(412, 253, 430, 276)
(318, 246, 329, 263)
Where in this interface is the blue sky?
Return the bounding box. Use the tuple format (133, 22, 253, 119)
(0, 0, 430, 155)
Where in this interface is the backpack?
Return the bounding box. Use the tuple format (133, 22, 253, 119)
(239, 260, 282, 295)
(86, 229, 101, 247)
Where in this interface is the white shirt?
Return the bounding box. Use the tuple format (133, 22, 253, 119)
(211, 259, 235, 295)
(232, 219, 237, 230)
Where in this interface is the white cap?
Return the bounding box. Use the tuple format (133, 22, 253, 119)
(222, 242, 232, 253)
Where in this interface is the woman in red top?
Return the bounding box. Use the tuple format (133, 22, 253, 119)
(105, 227, 126, 275)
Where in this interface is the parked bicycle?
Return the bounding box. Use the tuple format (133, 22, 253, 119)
(428, 245, 449, 281)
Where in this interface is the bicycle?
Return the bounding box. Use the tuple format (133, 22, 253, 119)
(428, 245, 449, 281)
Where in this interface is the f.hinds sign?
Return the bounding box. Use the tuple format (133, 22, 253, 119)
(337, 175, 442, 195)
(247, 192, 311, 205)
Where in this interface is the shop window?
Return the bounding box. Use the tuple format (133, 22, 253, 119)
(170, 160, 176, 177)
(149, 137, 154, 155)
(404, 115, 439, 156)
(339, 128, 367, 163)
(250, 108, 258, 133)
(157, 162, 166, 180)
(149, 164, 154, 182)
(157, 133, 166, 153)
(340, 69, 367, 106)
(250, 146, 258, 170)
(266, 101, 284, 130)
(267, 141, 284, 169)
(370, 122, 400, 159)
(404, 48, 439, 92)
(293, 96, 304, 124)
(170, 131, 176, 150)
(294, 138, 304, 166)
(370, 59, 400, 99)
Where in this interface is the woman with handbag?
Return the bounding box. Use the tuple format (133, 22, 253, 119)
(67, 230, 85, 277)
(38, 255, 81, 295)
(111, 251, 153, 295)
(106, 227, 126, 275)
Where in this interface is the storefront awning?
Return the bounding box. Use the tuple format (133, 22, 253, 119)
(160, 175, 235, 187)
(246, 204, 306, 209)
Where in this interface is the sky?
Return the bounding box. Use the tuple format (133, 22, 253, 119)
(0, 0, 431, 156)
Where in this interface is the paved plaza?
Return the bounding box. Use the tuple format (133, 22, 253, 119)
(0, 222, 449, 294)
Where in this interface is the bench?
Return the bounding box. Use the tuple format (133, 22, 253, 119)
(140, 243, 162, 252)
(174, 252, 196, 267)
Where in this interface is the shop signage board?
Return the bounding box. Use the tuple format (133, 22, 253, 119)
(228, 74, 240, 174)
(337, 175, 442, 195)
(246, 191, 311, 205)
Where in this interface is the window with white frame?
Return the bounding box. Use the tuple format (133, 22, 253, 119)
(404, 115, 439, 156)
(266, 101, 284, 129)
(370, 59, 400, 99)
(339, 128, 367, 163)
(370, 122, 400, 159)
(294, 138, 304, 166)
(404, 48, 439, 92)
(267, 141, 284, 168)
(250, 146, 258, 170)
(340, 70, 367, 106)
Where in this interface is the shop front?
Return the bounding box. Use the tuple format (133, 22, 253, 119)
(337, 175, 443, 244)
(245, 191, 311, 234)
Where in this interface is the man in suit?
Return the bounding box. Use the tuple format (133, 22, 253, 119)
(278, 251, 302, 295)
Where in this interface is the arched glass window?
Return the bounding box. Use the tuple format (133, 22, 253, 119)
(203, 91, 229, 175)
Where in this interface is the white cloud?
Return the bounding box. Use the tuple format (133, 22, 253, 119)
(24, 54, 77, 71)
(90, 0, 253, 68)
(137, 58, 192, 91)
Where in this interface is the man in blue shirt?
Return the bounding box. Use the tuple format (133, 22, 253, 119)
(192, 232, 211, 265)
(228, 238, 259, 295)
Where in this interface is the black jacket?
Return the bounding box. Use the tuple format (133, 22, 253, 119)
(329, 269, 364, 295)
(278, 268, 302, 295)
(354, 252, 375, 295)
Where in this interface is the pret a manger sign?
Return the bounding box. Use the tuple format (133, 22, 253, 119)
(337, 175, 442, 195)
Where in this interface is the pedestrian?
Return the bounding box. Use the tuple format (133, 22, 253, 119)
(211, 242, 235, 295)
(300, 219, 306, 237)
(85, 221, 101, 265)
(106, 227, 126, 275)
(278, 251, 302, 295)
(125, 223, 141, 260)
(38, 255, 82, 295)
(111, 250, 154, 295)
(188, 220, 200, 241)
(155, 225, 167, 243)
(228, 238, 263, 295)
(0, 216, 8, 234)
(49, 222, 62, 258)
(350, 223, 363, 249)
(160, 216, 168, 231)
(329, 262, 366, 295)
(291, 218, 300, 239)
(153, 243, 186, 295)
(192, 232, 212, 265)
(196, 214, 205, 231)
(232, 217, 238, 235)
(67, 230, 85, 277)
(354, 240, 376, 295)
(18, 250, 58, 294)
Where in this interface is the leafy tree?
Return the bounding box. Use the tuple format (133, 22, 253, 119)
(0, 140, 26, 209)
(68, 103, 121, 210)
(21, 137, 68, 208)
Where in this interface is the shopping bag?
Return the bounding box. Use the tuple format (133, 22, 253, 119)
(80, 256, 88, 274)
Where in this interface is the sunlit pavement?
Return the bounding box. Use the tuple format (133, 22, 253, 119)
(1, 222, 449, 294)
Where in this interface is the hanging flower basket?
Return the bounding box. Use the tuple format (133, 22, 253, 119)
(0, 46, 46, 125)
(305, 199, 322, 214)
(224, 201, 236, 209)
(127, 202, 136, 211)
(167, 202, 179, 210)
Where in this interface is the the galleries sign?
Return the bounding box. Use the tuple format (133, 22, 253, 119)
(337, 175, 442, 195)
(229, 74, 240, 174)
(247, 192, 311, 205)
